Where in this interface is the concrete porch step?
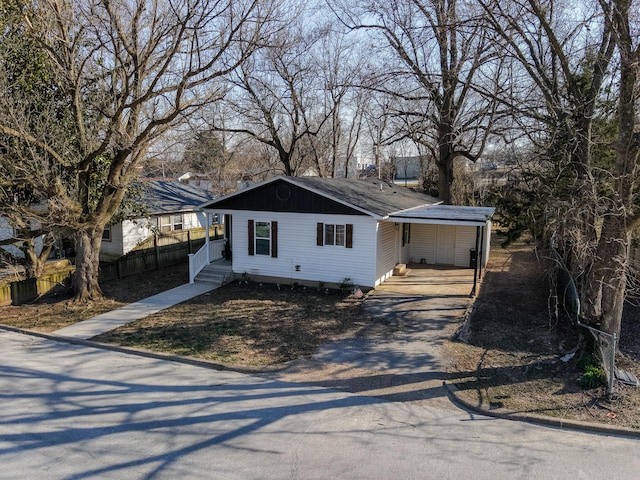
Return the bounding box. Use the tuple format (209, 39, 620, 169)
(194, 262, 233, 286)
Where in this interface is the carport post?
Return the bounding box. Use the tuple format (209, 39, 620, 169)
(470, 226, 481, 297)
(479, 225, 485, 279)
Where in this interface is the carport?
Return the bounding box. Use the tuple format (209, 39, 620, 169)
(383, 205, 495, 296)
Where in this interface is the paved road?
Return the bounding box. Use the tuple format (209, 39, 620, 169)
(1, 330, 640, 480)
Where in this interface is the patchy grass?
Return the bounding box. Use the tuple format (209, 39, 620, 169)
(446, 235, 640, 429)
(0, 263, 190, 332)
(94, 282, 369, 368)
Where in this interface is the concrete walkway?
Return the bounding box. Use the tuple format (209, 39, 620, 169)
(53, 282, 217, 339)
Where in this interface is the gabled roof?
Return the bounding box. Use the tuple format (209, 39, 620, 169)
(141, 180, 216, 215)
(289, 177, 440, 216)
(201, 176, 439, 217)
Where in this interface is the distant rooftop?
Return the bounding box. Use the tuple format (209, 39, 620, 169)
(141, 180, 216, 215)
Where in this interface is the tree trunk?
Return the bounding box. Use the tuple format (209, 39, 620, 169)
(437, 124, 454, 204)
(21, 237, 52, 279)
(72, 228, 104, 302)
(581, 215, 631, 339)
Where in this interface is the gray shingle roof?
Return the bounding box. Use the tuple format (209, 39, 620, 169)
(288, 177, 439, 216)
(141, 180, 216, 215)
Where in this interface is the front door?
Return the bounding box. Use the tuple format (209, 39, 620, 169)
(436, 225, 456, 265)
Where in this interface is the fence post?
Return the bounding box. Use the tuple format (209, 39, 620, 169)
(154, 234, 160, 269)
(116, 259, 122, 279)
(188, 253, 195, 284)
(188, 230, 192, 254)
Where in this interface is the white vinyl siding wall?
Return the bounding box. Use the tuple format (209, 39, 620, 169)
(454, 226, 477, 267)
(410, 224, 436, 264)
(230, 211, 376, 287)
(375, 222, 397, 285)
(409, 224, 479, 267)
(483, 221, 492, 266)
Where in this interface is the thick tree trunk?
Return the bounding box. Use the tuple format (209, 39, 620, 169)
(20, 236, 53, 279)
(72, 228, 104, 302)
(437, 122, 454, 204)
(581, 216, 631, 338)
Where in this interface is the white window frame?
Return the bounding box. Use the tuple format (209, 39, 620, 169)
(159, 214, 184, 233)
(255, 221, 271, 256)
(102, 225, 112, 242)
(324, 224, 345, 247)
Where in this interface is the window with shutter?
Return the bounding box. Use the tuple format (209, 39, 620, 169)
(318, 223, 353, 248)
(255, 221, 270, 255)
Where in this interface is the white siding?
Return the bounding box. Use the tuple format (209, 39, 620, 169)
(400, 223, 411, 264)
(375, 222, 397, 285)
(229, 211, 377, 287)
(0, 216, 44, 259)
(122, 220, 153, 254)
(454, 226, 477, 267)
(406, 223, 480, 267)
(100, 222, 125, 259)
(482, 221, 492, 267)
(410, 224, 436, 264)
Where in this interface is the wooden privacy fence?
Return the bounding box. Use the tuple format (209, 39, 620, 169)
(0, 269, 73, 306)
(99, 228, 223, 282)
(1, 227, 223, 305)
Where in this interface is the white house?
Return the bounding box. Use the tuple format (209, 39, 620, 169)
(100, 180, 216, 261)
(0, 216, 47, 260)
(191, 176, 494, 291)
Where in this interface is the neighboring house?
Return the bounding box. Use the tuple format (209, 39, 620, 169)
(0, 216, 46, 260)
(193, 176, 494, 289)
(100, 180, 216, 261)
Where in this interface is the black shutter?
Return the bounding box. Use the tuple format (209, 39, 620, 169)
(248, 220, 254, 256)
(271, 221, 278, 258)
(346, 224, 353, 248)
(317, 223, 324, 246)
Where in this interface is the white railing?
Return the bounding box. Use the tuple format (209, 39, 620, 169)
(209, 239, 225, 262)
(188, 243, 209, 284)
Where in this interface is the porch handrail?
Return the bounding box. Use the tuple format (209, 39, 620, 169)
(188, 242, 209, 284)
(209, 238, 225, 262)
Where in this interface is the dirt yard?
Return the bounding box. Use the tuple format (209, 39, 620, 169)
(93, 283, 369, 367)
(445, 236, 640, 430)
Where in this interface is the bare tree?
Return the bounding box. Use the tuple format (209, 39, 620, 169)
(214, 10, 370, 179)
(480, 0, 639, 339)
(0, 0, 274, 301)
(331, 0, 502, 203)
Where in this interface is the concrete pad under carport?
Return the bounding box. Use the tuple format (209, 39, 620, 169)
(377, 264, 476, 297)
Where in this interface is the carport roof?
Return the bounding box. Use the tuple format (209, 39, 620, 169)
(387, 205, 495, 226)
